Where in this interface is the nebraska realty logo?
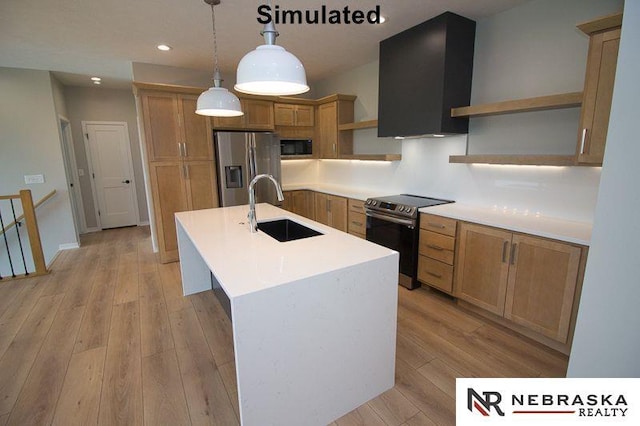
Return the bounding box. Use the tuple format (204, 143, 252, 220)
(457, 378, 640, 425)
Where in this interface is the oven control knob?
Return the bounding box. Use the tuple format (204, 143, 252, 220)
(372, 201, 377, 206)
(366, 200, 371, 205)
(407, 207, 414, 214)
(398, 206, 405, 212)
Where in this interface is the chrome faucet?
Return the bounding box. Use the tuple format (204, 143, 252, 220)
(248, 174, 284, 233)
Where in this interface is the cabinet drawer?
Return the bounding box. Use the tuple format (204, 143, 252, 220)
(348, 211, 366, 235)
(348, 198, 365, 214)
(420, 213, 457, 237)
(419, 230, 455, 265)
(418, 256, 454, 293)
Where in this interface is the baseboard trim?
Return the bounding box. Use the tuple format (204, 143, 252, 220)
(82, 227, 101, 234)
(59, 242, 80, 250)
(138, 221, 150, 226)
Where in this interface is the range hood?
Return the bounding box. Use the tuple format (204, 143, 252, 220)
(378, 12, 476, 138)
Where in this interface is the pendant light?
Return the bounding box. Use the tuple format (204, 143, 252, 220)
(235, 6, 309, 96)
(196, 0, 243, 117)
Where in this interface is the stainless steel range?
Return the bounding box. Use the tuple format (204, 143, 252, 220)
(364, 194, 453, 289)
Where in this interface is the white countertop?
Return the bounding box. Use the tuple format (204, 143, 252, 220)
(420, 203, 592, 246)
(175, 203, 397, 298)
(282, 183, 382, 201)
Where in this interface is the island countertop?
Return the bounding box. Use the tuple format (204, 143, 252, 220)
(175, 203, 397, 299)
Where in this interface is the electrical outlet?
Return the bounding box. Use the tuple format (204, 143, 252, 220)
(78, 168, 85, 176)
(24, 174, 45, 184)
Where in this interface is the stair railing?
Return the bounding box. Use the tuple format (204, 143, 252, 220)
(0, 189, 55, 280)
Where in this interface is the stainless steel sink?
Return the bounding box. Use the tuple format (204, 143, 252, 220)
(257, 219, 323, 242)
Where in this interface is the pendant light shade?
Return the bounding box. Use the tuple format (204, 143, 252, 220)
(235, 22, 309, 96)
(196, 0, 244, 117)
(196, 85, 243, 117)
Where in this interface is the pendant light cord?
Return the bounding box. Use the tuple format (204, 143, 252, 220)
(210, 3, 220, 76)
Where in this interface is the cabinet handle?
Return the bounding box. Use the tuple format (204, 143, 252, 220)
(510, 243, 518, 265)
(178, 142, 183, 157)
(427, 271, 443, 279)
(502, 241, 509, 263)
(427, 222, 446, 229)
(427, 244, 444, 251)
(351, 221, 363, 227)
(327, 199, 332, 211)
(183, 164, 189, 179)
(182, 142, 188, 157)
(332, 143, 336, 154)
(579, 128, 588, 154)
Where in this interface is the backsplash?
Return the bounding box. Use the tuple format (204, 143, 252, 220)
(282, 136, 602, 223)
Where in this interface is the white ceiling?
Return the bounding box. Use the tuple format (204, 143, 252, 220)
(0, 0, 528, 89)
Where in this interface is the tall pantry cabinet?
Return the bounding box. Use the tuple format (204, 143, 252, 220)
(134, 83, 219, 263)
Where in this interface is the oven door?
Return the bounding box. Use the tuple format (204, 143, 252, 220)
(365, 211, 420, 289)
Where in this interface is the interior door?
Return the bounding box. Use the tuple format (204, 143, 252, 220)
(85, 122, 138, 229)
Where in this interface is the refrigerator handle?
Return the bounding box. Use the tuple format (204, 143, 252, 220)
(247, 133, 257, 180)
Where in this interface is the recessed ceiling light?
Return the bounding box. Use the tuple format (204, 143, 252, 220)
(157, 44, 172, 51)
(432, 134, 445, 137)
(90, 77, 101, 81)
(93, 81, 102, 85)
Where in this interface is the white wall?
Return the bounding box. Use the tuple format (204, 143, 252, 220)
(285, 0, 622, 223)
(567, 2, 640, 378)
(0, 67, 77, 273)
(64, 86, 149, 228)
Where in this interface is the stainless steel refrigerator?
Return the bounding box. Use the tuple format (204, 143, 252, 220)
(214, 131, 282, 207)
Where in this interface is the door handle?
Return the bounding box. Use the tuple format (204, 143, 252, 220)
(122, 179, 131, 184)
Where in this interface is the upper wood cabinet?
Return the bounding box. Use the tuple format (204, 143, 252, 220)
(274, 103, 315, 127)
(576, 14, 622, 165)
(135, 83, 219, 263)
(455, 222, 585, 344)
(141, 93, 213, 162)
(179, 96, 213, 160)
(212, 99, 275, 131)
(317, 96, 355, 159)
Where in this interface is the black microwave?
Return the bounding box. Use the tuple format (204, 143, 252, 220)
(280, 139, 312, 156)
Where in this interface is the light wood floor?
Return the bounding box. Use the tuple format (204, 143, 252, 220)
(0, 227, 568, 425)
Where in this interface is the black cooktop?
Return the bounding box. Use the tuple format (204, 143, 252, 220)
(370, 194, 453, 208)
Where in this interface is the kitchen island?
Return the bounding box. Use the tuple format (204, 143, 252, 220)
(175, 204, 399, 426)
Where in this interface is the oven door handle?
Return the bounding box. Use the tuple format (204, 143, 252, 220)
(365, 211, 415, 228)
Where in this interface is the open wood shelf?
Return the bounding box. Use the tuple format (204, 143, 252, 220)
(338, 119, 378, 131)
(449, 154, 577, 166)
(451, 92, 583, 118)
(577, 12, 622, 35)
(281, 155, 314, 160)
(339, 154, 402, 162)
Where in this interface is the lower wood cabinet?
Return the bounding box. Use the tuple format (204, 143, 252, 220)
(314, 192, 347, 232)
(282, 190, 315, 220)
(347, 198, 366, 238)
(417, 214, 458, 294)
(455, 222, 585, 344)
(148, 161, 217, 263)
